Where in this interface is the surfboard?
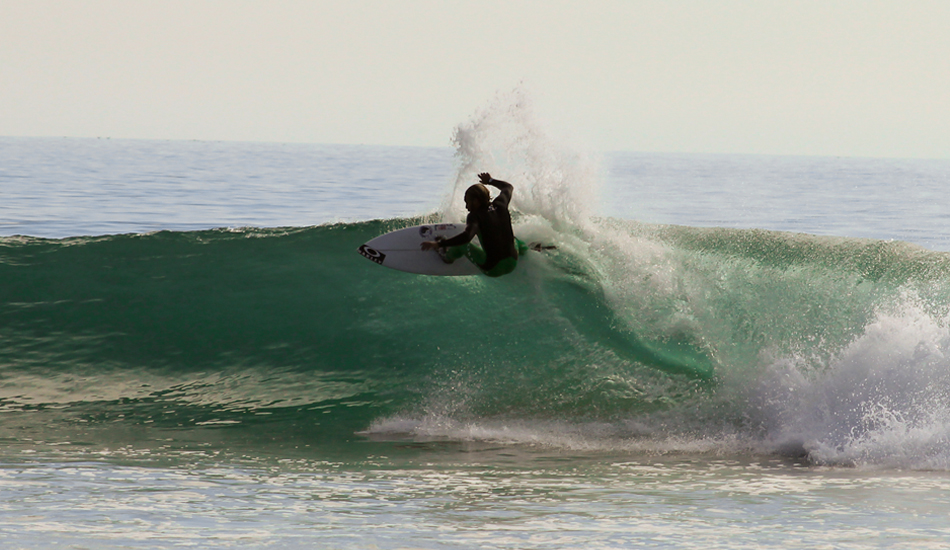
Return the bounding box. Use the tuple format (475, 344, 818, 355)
(357, 223, 484, 276)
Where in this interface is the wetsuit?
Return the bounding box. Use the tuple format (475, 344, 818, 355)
(438, 178, 524, 277)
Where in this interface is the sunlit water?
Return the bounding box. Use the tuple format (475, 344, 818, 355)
(4, 448, 950, 549)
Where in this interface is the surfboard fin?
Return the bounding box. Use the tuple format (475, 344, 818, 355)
(528, 242, 557, 252)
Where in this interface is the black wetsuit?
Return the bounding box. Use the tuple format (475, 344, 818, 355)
(439, 179, 517, 272)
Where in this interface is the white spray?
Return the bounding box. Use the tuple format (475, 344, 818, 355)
(441, 87, 598, 234)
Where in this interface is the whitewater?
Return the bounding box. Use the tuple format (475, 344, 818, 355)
(3, 97, 950, 548)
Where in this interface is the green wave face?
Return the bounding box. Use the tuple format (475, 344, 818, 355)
(3, 219, 949, 461)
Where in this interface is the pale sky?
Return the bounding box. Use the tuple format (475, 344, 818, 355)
(2, 1, 948, 158)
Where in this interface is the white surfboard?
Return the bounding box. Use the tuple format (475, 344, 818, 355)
(357, 223, 483, 276)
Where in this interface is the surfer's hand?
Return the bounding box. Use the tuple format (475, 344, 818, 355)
(478, 172, 492, 184)
(421, 240, 440, 251)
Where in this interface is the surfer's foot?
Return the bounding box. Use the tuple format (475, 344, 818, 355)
(436, 247, 455, 264)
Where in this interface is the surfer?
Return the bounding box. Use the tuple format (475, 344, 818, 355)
(421, 172, 526, 277)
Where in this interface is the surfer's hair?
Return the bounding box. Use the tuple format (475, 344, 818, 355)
(465, 184, 490, 207)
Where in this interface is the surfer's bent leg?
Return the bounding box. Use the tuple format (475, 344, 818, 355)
(452, 241, 521, 277)
(474, 240, 525, 277)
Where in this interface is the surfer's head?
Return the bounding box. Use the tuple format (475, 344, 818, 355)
(464, 184, 490, 211)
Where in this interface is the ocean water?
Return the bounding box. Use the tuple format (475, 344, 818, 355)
(3, 103, 950, 548)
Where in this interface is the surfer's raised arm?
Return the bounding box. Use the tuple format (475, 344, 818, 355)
(478, 172, 513, 207)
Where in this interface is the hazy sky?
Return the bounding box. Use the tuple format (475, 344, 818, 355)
(2, 1, 948, 158)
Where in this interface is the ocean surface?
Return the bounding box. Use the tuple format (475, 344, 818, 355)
(3, 107, 950, 548)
